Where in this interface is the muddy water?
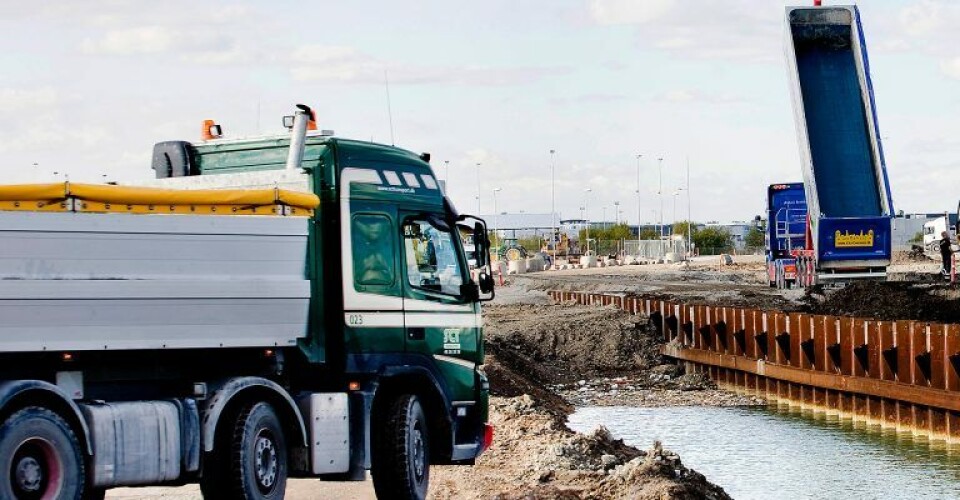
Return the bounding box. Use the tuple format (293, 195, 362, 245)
(568, 404, 960, 499)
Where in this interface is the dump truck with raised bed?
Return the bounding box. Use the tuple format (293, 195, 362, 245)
(784, 5, 894, 287)
(0, 105, 494, 500)
(766, 182, 809, 289)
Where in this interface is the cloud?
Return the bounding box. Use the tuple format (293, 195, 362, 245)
(290, 45, 366, 65)
(662, 89, 696, 103)
(0, 87, 59, 112)
(80, 24, 262, 67)
(588, 0, 675, 25)
(940, 57, 960, 80)
(869, 1, 960, 79)
(82, 26, 177, 55)
(586, 0, 781, 62)
(656, 89, 745, 105)
(899, 0, 944, 37)
(0, 114, 110, 154)
(290, 45, 569, 86)
(74, 3, 261, 65)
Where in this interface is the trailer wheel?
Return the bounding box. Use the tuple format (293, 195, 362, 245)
(0, 406, 85, 500)
(230, 402, 287, 499)
(372, 394, 430, 500)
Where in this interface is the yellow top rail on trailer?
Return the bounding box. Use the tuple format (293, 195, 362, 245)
(0, 183, 319, 216)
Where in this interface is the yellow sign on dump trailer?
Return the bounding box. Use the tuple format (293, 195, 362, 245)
(0, 182, 319, 216)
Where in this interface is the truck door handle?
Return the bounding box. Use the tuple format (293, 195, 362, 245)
(408, 327, 425, 340)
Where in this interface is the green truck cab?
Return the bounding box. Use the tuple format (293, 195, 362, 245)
(153, 107, 495, 497)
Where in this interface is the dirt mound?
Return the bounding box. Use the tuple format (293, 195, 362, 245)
(484, 303, 662, 386)
(484, 352, 572, 418)
(588, 441, 731, 500)
(430, 396, 731, 500)
(797, 281, 960, 322)
(436, 301, 734, 499)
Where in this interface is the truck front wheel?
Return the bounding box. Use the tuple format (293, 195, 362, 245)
(201, 401, 287, 500)
(372, 394, 430, 500)
(0, 406, 86, 500)
(231, 402, 287, 499)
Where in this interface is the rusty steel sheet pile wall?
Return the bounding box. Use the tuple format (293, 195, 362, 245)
(548, 290, 960, 443)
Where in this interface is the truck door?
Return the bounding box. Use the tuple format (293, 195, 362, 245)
(400, 215, 481, 401)
(343, 209, 406, 354)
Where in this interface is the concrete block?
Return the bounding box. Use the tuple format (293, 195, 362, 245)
(507, 260, 527, 275)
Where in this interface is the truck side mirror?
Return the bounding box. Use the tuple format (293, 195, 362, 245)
(460, 282, 480, 302)
(477, 271, 495, 301)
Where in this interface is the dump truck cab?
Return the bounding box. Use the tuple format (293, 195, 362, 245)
(149, 111, 494, 470)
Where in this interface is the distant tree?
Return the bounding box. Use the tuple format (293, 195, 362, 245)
(577, 228, 591, 243)
(694, 227, 733, 254)
(672, 220, 699, 239)
(638, 228, 659, 240)
(909, 231, 923, 244)
(607, 223, 633, 240)
(488, 231, 502, 249)
(744, 226, 765, 248)
(518, 236, 543, 252)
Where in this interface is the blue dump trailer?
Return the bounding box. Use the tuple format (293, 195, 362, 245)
(766, 183, 809, 289)
(784, 5, 894, 286)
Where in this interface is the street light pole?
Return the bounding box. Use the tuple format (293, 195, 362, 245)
(444, 160, 450, 184)
(635, 154, 642, 239)
(475, 162, 482, 214)
(686, 158, 692, 259)
(550, 149, 556, 257)
(493, 187, 502, 249)
(672, 191, 679, 229)
(657, 157, 664, 239)
(657, 157, 664, 258)
(614, 201, 620, 226)
(584, 188, 592, 254)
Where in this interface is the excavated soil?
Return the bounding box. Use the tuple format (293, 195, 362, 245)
(485, 303, 663, 386)
(430, 302, 733, 499)
(797, 281, 960, 323)
(431, 396, 731, 500)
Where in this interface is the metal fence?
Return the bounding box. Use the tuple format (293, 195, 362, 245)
(621, 239, 690, 260)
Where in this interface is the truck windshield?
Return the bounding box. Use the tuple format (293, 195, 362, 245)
(403, 218, 465, 296)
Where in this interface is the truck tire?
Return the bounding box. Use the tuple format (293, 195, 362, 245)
(231, 402, 287, 499)
(201, 401, 287, 500)
(0, 406, 86, 500)
(372, 394, 430, 500)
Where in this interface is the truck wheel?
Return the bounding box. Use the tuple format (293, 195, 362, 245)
(372, 395, 430, 500)
(0, 406, 86, 500)
(230, 402, 287, 499)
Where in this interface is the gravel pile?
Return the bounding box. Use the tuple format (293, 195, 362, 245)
(797, 281, 960, 322)
(556, 373, 765, 407)
(431, 396, 732, 500)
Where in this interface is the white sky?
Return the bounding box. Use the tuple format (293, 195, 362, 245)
(1, 1, 958, 224)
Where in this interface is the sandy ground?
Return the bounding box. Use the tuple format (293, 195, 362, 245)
(107, 481, 375, 499)
(513, 254, 802, 311)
